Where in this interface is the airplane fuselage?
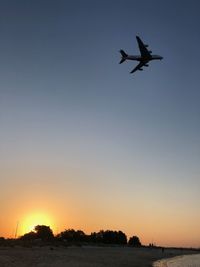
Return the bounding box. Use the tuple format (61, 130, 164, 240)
(126, 54, 163, 62)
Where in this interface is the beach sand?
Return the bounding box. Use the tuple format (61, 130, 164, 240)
(0, 246, 198, 267)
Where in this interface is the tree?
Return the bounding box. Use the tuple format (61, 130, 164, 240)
(34, 225, 54, 241)
(117, 231, 127, 244)
(89, 230, 127, 245)
(20, 231, 37, 241)
(57, 229, 87, 242)
(128, 235, 142, 247)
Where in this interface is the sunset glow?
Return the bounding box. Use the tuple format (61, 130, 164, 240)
(19, 212, 55, 236)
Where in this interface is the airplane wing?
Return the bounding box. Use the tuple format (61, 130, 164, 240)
(130, 62, 145, 74)
(136, 36, 152, 58)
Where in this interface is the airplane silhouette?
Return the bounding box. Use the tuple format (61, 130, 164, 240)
(119, 36, 163, 74)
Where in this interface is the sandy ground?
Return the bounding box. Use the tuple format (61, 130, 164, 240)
(0, 246, 198, 267)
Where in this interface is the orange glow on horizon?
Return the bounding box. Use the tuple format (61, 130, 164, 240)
(19, 212, 55, 237)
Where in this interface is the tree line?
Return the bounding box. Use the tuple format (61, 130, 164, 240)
(19, 225, 142, 247)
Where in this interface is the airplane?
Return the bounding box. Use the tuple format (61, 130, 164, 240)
(119, 36, 163, 74)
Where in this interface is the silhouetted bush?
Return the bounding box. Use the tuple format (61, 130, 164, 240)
(20, 231, 37, 241)
(34, 225, 54, 241)
(90, 230, 127, 245)
(57, 229, 87, 242)
(20, 225, 54, 241)
(128, 235, 142, 247)
(17, 225, 143, 247)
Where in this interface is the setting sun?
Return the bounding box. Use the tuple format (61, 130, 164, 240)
(19, 212, 55, 236)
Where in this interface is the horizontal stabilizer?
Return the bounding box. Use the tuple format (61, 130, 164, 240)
(119, 49, 127, 58)
(119, 58, 126, 64)
(119, 49, 127, 64)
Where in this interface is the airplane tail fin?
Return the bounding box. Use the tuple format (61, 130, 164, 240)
(119, 49, 127, 64)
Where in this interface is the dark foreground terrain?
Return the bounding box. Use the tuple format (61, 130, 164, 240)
(0, 246, 198, 267)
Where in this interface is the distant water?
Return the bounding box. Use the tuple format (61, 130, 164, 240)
(153, 254, 200, 267)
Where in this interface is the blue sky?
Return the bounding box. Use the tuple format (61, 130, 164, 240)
(0, 0, 200, 247)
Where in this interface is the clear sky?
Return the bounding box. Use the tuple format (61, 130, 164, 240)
(0, 0, 200, 247)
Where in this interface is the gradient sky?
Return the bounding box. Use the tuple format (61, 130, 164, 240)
(0, 0, 200, 247)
